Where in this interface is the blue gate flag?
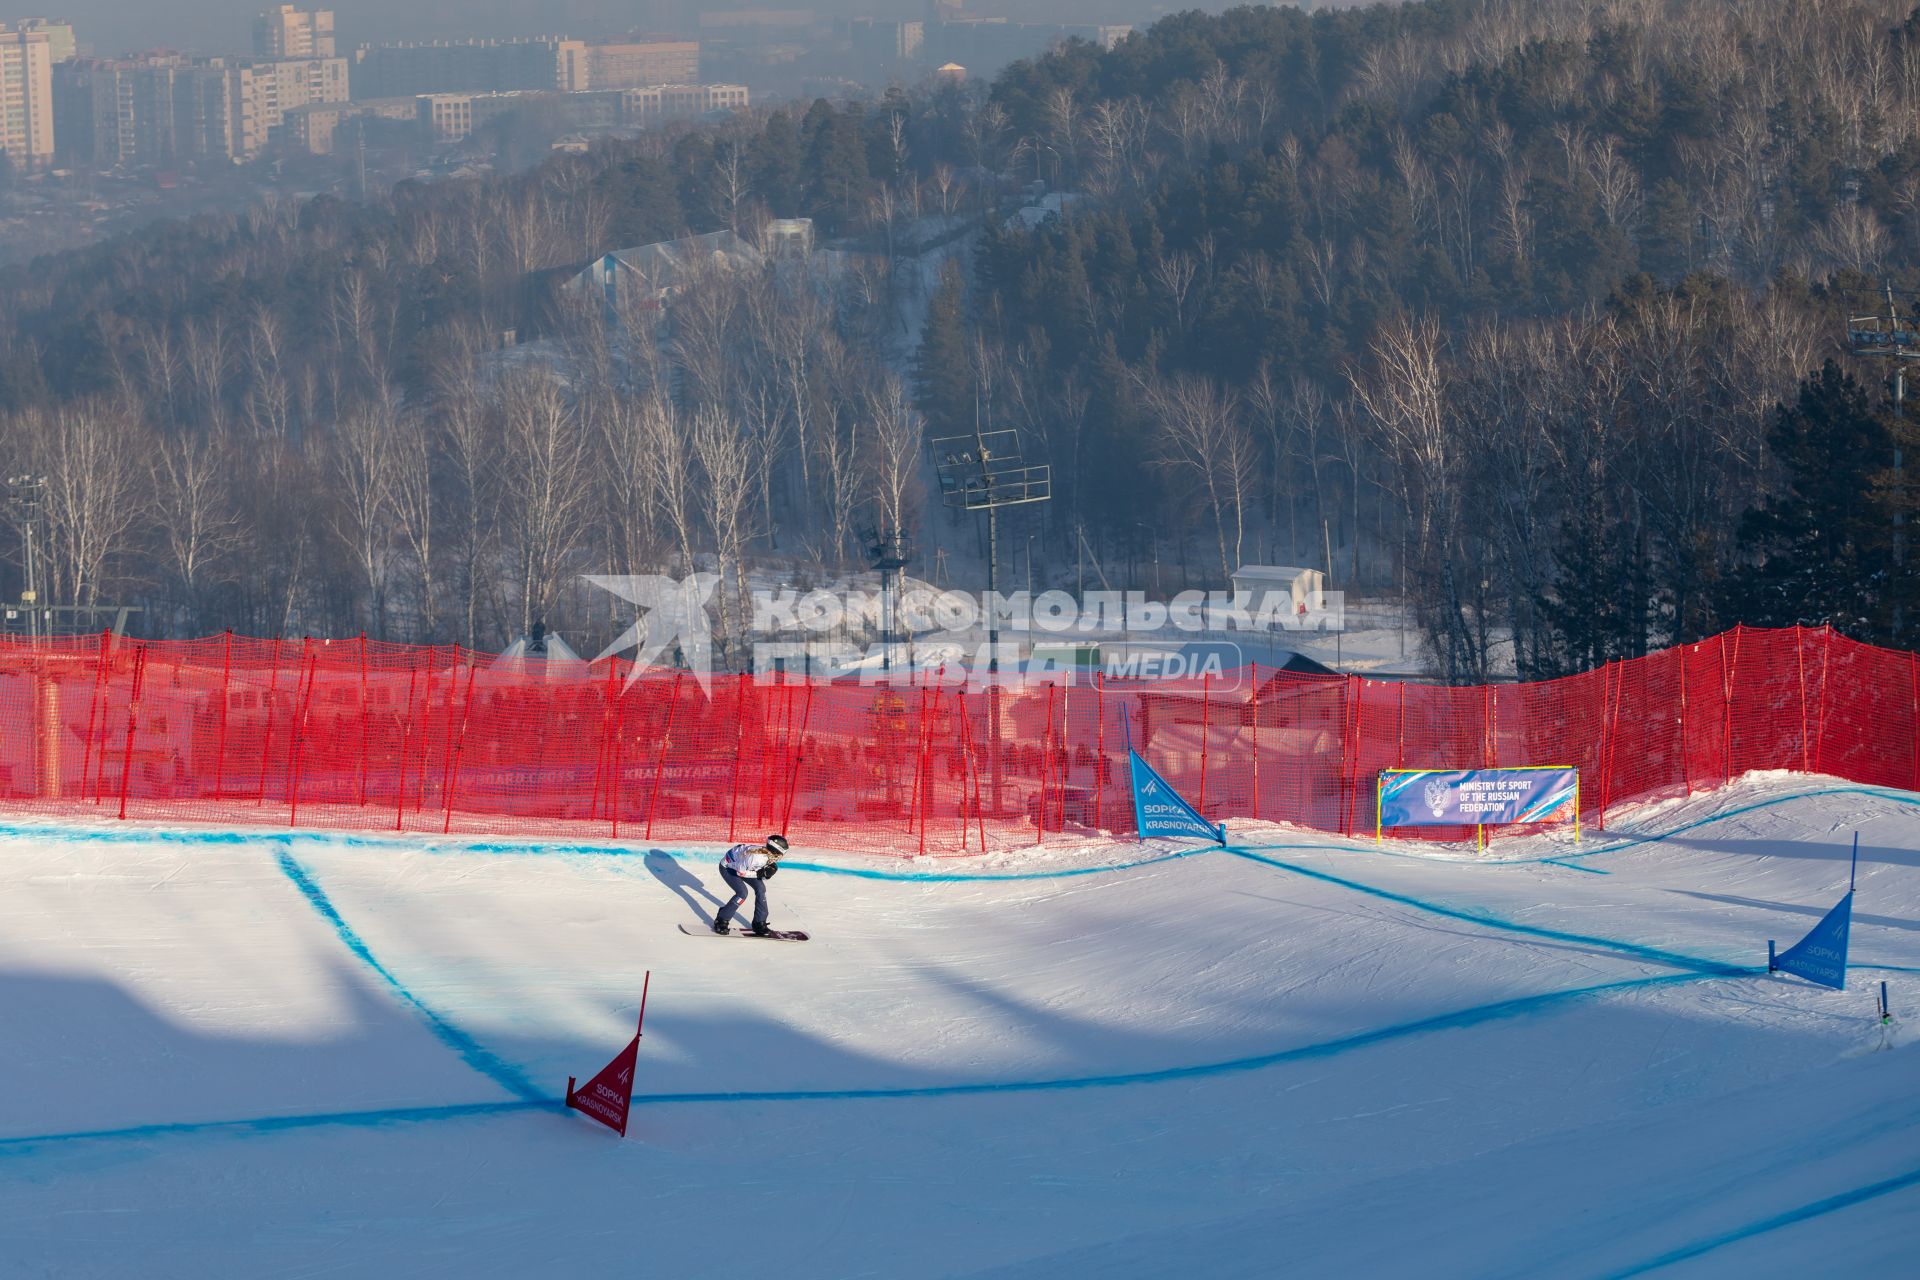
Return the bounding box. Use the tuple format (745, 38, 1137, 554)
(1770, 892, 1852, 990)
(1129, 751, 1223, 844)
(1378, 768, 1578, 828)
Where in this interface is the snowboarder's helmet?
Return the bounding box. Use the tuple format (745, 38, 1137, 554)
(766, 834, 790, 857)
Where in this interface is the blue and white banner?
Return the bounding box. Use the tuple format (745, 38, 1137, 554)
(1379, 767, 1579, 828)
(1772, 892, 1853, 991)
(1129, 751, 1224, 844)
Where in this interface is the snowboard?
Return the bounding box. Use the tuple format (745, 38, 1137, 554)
(679, 923, 809, 942)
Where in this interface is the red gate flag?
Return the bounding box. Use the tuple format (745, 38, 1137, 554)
(566, 971, 650, 1137)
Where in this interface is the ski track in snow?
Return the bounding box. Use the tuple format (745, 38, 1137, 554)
(0, 775, 1915, 1276)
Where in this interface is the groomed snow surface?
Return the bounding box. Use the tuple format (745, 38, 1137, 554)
(1, 774, 1915, 1278)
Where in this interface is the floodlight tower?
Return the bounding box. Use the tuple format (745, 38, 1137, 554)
(1846, 281, 1918, 638)
(932, 420, 1050, 814)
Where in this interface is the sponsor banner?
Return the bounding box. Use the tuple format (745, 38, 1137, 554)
(458, 759, 736, 798)
(1773, 892, 1853, 991)
(1128, 749, 1224, 844)
(1379, 767, 1578, 828)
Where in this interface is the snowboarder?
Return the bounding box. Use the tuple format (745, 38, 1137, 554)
(712, 834, 788, 935)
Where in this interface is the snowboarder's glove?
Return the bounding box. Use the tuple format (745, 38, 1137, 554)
(760, 863, 778, 879)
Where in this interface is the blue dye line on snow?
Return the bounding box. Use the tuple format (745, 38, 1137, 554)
(0, 971, 1718, 1153)
(5, 779, 1917, 886)
(0, 1100, 551, 1156)
(1544, 858, 1609, 875)
(273, 850, 543, 1103)
(626, 971, 1715, 1106)
(1225, 847, 1752, 977)
(1603, 1162, 1920, 1277)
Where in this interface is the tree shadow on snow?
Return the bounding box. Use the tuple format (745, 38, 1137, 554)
(1651, 835, 1920, 870)
(1668, 888, 1918, 932)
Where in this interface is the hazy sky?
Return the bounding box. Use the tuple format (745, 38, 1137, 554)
(40, 1, 1185, 58)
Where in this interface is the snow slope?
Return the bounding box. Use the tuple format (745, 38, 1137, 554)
(0, 775, 1914, 1277)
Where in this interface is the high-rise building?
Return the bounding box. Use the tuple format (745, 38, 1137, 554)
(255, 6, 335, 59)
(53, 49, 347, 166)
(14, 18, 74, 64)
(0, 23, 56, 168)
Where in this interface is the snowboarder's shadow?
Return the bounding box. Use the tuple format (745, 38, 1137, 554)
(644, 849, 723, 918)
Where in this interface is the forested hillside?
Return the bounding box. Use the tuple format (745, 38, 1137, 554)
(941, 0, 1920, 677)
(3, 0, 1920, 677)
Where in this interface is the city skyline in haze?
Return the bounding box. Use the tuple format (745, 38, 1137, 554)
(29, 0, 1205, 58)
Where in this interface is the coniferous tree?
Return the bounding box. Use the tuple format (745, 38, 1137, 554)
(1729, 361, 1893, 635)
(914, 263, 975, 439)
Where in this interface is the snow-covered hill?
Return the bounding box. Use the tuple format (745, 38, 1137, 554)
(0, 775, 1914, 1277)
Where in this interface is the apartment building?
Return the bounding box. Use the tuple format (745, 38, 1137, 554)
(280, 95, 414, 154)
(0, 23, 56, 168)
(586, 39, 699, 90)
(13, 17, 73, 63)
(418, 82, 747, 143)
(354, 38, 588, 99)
(54, 51, 347, 166)
(255, 6, 335, 59)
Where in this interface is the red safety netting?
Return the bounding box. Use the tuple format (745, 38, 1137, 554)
(0, 625, 1908, 854)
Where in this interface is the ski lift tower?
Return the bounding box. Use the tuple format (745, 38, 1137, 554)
(1847, 281, 1920, 638)
(859, 520, 915, 673)
(932, 425, 1050, 815)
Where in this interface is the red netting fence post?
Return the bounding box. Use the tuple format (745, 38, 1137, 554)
(969, 692, 987, 849)
(726, 672, 748, 842)
(913, 682, 932, 856)
(255, 636, 284, 804)
(442, 655, 476, 835)
(1248, 676, 1260, 824)
(1816, 624, 1833, 776)
(214, 629, 232, 801)
(115, 643, 148, 821)
(589, 657, 617, 825)
(395, 654, 418, 832)
(644, 670, 682, 841)
(1795, 629, 1810, 771)
(1396, 682, 1407, 767)
(288, 641, 318, 828)
(1909, 649, 1920, 790)
(780, 680, 813, 834)
(80, 630, 110, 805)
(1339, 675, 1361, 838)
(1093, 672, 1105, 832)
(607, 663, 626, 840)
(414, 644, 438, 816)
(1720, 628, 1736, 787)
(1044, 679, 1059, 840)
(1199, 671, 1211, 817)
(1599, 660, 1621, 830)
(357, 633, 370, 807)
(1678, 642, 1692, 796)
